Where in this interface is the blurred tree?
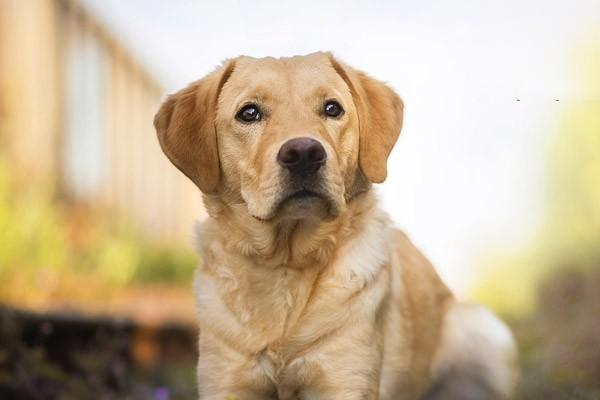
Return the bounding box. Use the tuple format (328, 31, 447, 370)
(474, 32, 600, 315)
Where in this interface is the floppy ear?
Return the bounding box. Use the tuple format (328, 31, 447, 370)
(154, 60, 235, 193)
(329, 56, 404, 183)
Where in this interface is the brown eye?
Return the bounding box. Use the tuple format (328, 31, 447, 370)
(324, 101, 344, 118)
(236, 104, 261, 123)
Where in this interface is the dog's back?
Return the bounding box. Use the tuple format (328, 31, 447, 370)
(377, 231, 517, 399)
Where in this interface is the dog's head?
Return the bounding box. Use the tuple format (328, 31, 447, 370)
(154, 53, 403, 222)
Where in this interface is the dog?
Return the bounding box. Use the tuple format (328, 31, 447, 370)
(154, 52, 517, 400)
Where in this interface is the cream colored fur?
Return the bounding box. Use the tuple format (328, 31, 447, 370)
(154, 52, 517, 399)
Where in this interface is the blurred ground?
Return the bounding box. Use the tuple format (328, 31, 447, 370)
(512, 266, 600, 399)
(0, 307, 197, 400)
(2, 266, 600, 399)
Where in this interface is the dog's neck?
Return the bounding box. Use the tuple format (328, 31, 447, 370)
(198, 190, 379, 269)
(193, 190, 391, 347)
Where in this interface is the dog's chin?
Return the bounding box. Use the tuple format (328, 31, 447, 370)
(251, 190, 339, 223)
(278, 191, 331, 220)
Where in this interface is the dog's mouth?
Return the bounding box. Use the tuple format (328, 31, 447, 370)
(284, 189, 322, 202)
(251, 188, 333, 222)
(276, 188, 330, 209)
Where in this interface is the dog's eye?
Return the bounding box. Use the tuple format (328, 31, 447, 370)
(324, 101, 344, 118)
(236, 104, 262, 123)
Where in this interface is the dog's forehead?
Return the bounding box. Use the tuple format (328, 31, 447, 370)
(230, 53, 346, 93)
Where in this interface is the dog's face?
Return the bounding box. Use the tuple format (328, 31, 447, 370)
(155, 53, 403, 222)
(216, 54, 360, 221)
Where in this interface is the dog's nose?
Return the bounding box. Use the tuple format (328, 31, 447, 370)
(277, 137, 326, 176)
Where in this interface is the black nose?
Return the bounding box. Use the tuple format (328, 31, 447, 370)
(277, 137, 326, 177)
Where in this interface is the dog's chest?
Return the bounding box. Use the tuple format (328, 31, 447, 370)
(196, 258, 321, 343)
(195, 214, 394, 396)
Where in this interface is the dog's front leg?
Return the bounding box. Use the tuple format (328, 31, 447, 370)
(196, 334, 276, 400)
(197, 363, 276, 400)
(282, 340, 383, 400)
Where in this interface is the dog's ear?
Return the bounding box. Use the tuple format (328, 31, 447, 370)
(154, 60, 236, 193)
(329, 55, 403, 183)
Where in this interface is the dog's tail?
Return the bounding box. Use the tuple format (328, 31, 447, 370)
(424, 303, 519, 400)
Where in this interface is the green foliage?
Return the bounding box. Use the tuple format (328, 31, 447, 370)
(0, 156, 197, 308)
(0, 161, 68, 276)
(134, 247, 198, 284)
(544, 98, 600, 261)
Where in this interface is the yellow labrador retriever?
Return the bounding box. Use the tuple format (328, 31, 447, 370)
(154, 53, 517, 400)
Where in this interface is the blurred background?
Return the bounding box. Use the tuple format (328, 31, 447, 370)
(0, 0, 598, 398)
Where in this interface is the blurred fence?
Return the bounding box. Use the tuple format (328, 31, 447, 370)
(0, 0, 203, 243)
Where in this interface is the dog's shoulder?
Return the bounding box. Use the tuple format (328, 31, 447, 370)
(394, 229, 455, 372)
(393, 229, 453, 307)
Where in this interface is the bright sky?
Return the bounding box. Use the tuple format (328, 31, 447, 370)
(83, 0, 600, 294)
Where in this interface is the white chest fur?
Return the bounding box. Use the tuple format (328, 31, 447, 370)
(193, 208, 394, 394)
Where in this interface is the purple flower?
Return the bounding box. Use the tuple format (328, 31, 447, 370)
(153, 387, 170, 400)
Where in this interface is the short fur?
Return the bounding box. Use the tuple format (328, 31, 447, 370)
(155, 52, 517, 399)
